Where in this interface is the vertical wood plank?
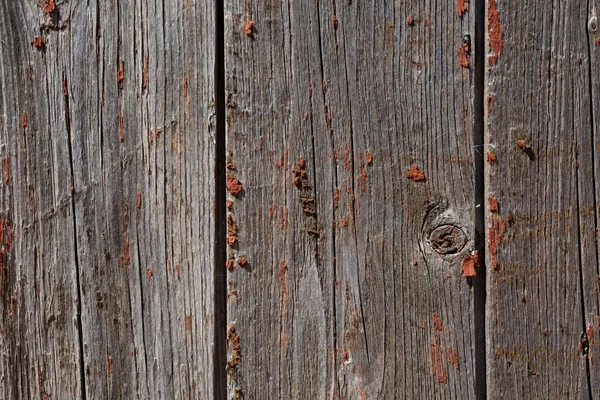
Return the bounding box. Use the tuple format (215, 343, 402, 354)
(485, 0, 597, 398)
(225, 1, 477, 398)
(0, 0, 216, 398)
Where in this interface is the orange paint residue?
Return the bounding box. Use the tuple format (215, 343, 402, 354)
(488, 0, 503, 64)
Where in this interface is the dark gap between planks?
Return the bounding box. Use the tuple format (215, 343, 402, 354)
(474, 0, 487, 398)
(213, 0, 227, 397)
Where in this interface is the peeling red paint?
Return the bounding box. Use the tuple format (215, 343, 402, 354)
(43, 0, 55, 13)
(119, 115, 124, 142)
(459, 44, 469, 68)
(406, 165, 426, 181)
(186, 316, 192, 331)
(226, 258, 235, 271)
(461, 251, 479, 277)
(407, 17, 415, 26)
(226, 177, 243, 196)
(183, 74, 188, 98)
(366, 151, 373, 165)
(457, 0, 468, 16)
(137, 191, 141, 209)
(489, 197, 499, 212)
(22, 112, 28, 128)
(431, 314, 448, 383)
(333, 188, 340, 208)
(123, 235, 130, 266)
(117, 60, 124, 88)
(147, 268, 153, 280)
(244, 20, 254, 36)
(487, 0, 503, 64)
(226, 199, 233, 210)
(3, 158, 8, 185)
(142, 56, 148, 90)
(332, 15, 339, 30)
(33, 37, 43, 49)
(486, 151, 497, 163)
(237, 257, 248, 267)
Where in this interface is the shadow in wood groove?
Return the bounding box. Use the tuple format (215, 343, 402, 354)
(474, 0, 486, 398)
(214, 0, 227, 397)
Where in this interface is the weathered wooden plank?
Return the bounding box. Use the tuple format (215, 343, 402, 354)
(0, 0, 216, 398)
(485, 0, 597, 398)
(225, 1, 477, 398)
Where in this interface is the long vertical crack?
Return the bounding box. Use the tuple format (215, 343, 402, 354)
(63, 73, 87, 400)
(473, 0, 486, 398)
(213, 0, 227, 397)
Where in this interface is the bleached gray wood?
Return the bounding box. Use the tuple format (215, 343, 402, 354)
(224, 1, 478, 398)
(485, 0, 597, 398)
(0, 0, 216, 398)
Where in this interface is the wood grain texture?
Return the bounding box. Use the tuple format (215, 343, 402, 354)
(225, 1, 478, 398)
(485, 0, 598, 398)
(0, 0, 216, 398)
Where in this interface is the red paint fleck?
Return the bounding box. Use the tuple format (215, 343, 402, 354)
(279, 206, 288, 227)
(175, 264, 180, 280)
(333, 188, 340, 208)
(486, 151, 497, 163)
(117, 60, 124, 88)
(407, 17, 415, 26)
(489, 197, 499, 212)
(119, 115, 124, 142)
(156, 128, 161, 138)
(62, 74, 68, 96)
(423, 18, 430, 26)
(279, 261, 287, 298)
(142, 56, 148, 89)
(186, 316, 192, 331)
(406, 164, 426, 181)
(457, 0, 468, 16)
(359, 168, 367, 193)
(588, 324, 594, 347)
(22, 112, 28, 128)
(595, 37, 600, 46)
(459, 43, 469, 68)
(123, 235, 130, 266)
(244, 20, 254, 36)
(332, 15, 339, 30)
(342, 349, 349, 362)
(226, 258, 235, 271)
(487, 0, 503, 64)
(226, 199, 233, 210)
(431, 313, 448, 383)
(147, 268, 153, 280)
(183, 74, 188, 98)
(43, 0, 55, 13)
(461, 251, 479, 277)
(516, 139, 530, 151)
(450, 350, 459, 370)
(365, 151, 373, 165)
(148, 129, 154, 143)
(226, 177, 243, 196)
(237, 256, 248, 267)
(137, 191, 141, 209)
(33, 37, 43, 49)
(343, 144, 351, 169)
(227, 236, 237, 246)
(107, 358, 113, 375)
(3, 158, 8, 185)
(341, 216, 348, 227)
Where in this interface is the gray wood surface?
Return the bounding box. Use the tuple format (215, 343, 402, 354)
(485, 0, 598, 398)
(224, 1, 478, 398)
(0, 1, 216, 398)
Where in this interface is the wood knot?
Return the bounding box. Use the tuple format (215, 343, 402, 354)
(429, 224, 467, 255)
(589, 17, 598, 34)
